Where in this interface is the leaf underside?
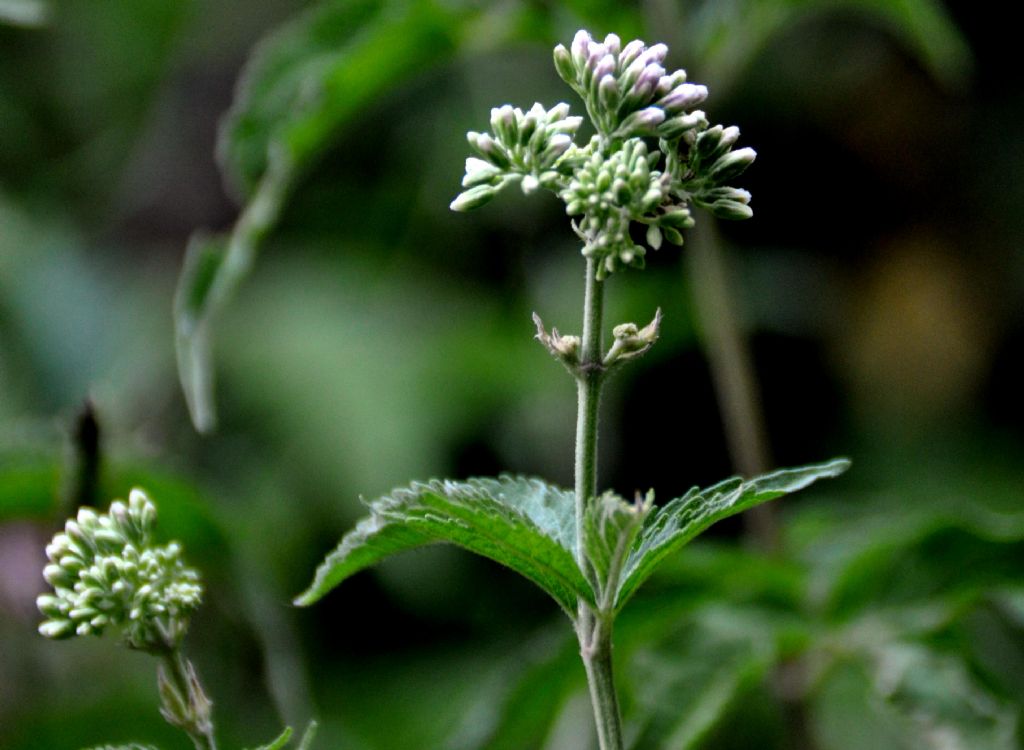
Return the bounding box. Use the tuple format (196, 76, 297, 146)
(296, 476, 593, 617)
(616, 458, 851, 610)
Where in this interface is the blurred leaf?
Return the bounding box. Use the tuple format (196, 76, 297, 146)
(790, 479, 1024, 620)
(616, 458, 850, 610)
(297, 476, 594, 616)
(0, 0, 46, 27)
(677, 0, 971, 90)
(218, 0, 467, 195)
(444, 626, 581, 750)
(863, 642, 1019, 749)
(82, 745, 159, 750)
(175, 0, 477, 432)
(629, 605, 780, 749)
(0, 455, 59, 520)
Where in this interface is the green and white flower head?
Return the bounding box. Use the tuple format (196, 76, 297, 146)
(37, 489, 202, 652)
(451, 29, 756, 278)
(451, 102, 584, 211)
(562, 138, 666, 278)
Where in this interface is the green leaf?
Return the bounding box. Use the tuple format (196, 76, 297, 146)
(615, 458, 850, 610)
(582, 491, 650, 609)
(245, 720, 317, 749)
(174, 0, 475, 432)
(82, 745, 159, 750)
(297, 476, 593, 617)
(248, 726, 292, 750)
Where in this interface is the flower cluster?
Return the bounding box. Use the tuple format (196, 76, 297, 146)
(554, 31, 708, 141)
(451, 29, 756, 279)
(450, 102, 583, 211)
(562, 139, 665, 278)
(670, 125, 757, 220)
(37, 489, 202, 651)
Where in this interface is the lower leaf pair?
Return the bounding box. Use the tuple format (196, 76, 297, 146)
(297, 459, 851, 619)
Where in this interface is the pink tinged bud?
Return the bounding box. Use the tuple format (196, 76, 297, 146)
(571, 30, 593, 67)
(603, 33, 621, 54)
(618, 106, 665, 137)
(619, 39, 646, 69)
(594, 54, 615, 82)
(645, 43, 668, 64)
(658, 113, 704, 140)
(655, 69, 687, 96)
(658, 83, 707, 114)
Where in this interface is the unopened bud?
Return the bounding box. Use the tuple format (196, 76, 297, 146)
(450, 185, 499, 212)
(553, 44, 576, 85)
(709, 147, 756, 183)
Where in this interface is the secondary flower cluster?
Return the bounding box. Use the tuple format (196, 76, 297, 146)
(451, 30, 756, 279)
(452, 102, 583, 211)
(37, 489, 202, 651)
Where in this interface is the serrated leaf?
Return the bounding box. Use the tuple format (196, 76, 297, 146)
(615, 458, 850, 610)
(297, 476, 593, 617)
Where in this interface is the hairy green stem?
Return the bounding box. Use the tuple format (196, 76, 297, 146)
(574, 256, 604, 563)
(574, 255, 624, 750)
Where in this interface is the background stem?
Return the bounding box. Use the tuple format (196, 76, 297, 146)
(688, 222, 820, 749)
(687, 220, 777, 552)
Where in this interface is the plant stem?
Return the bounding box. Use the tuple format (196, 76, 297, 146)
(574, 256, 604, 564)
(159, 650, 218, 750)
(574, 255, 624, 750)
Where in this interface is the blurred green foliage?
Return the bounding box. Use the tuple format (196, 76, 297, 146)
(2, 0, 1023, 748)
